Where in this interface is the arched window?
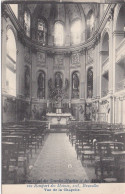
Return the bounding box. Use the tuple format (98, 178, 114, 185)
(87, 10, 94, 39)
(87, 67, 93, 98)
(37, 19, 47, 46)
(37, 71, 45, 99)
(54, 22, 64, 46)
(6, 29, 16, 97)
(24, 10, 31, 37)
(71, 20, 82, 45)
(72, 71, 79, 99)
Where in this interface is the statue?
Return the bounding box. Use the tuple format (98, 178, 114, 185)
(37, 72, 45, 99)
(73, 72, 79, 91)
(48, 78, 53, 91)
(55, 73, 63, 89)
(72, 72, 79, 98)
(65, 78, 69, 91)
(25, 66, 30, 96)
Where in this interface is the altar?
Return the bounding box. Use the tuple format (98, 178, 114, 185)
(46, 111, 72, 129)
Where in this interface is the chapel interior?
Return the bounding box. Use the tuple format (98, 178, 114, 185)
(2, 0, 125, 184)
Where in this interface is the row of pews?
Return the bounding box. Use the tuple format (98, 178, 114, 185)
(68, 121, 125, 183)
(2, 120, 49, 184)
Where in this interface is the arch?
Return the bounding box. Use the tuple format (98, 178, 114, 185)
(71, 19, 82, 45)
(87, 67, 93, 98)
(6, 28, 17, 97)
(6, 25, 17, 43)
(86, 10, 95, 39)
(72, 71, 80, 99)
(54, 22, 64, 46)
(24, 9, 31, 37)
(37, 70, 46, 99)
(101, 28, 110, 48)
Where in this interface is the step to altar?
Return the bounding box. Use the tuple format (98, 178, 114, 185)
(46, 127, 68, 133)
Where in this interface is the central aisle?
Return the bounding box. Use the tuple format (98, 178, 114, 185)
(28, 133, 89, 183)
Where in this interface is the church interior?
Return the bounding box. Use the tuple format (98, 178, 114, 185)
(2, 1, 125, 184)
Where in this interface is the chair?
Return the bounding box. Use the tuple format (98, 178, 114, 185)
(94, 141, 124, 181)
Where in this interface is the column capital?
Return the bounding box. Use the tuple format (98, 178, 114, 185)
(64, 51, 72, 57)
(79, 48, 87, 55)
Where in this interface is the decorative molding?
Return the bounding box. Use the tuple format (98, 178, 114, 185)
(55, 55, 63, 66)
(46, 51, 55, 58)
(79, 48, 86, 55)
(71, 53, 80, 64)
(108, 8, 114, 21)
(31, 45, 37, 53)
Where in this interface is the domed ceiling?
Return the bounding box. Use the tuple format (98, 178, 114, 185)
(27, 3, 98, 23)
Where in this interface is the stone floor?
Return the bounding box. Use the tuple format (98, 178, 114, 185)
(27, 133, 95, 184)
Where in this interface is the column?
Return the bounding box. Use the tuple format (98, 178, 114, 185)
(1, 13, 7, 93)
(46, 51, 54, 99)
(64, 52, 71, 99)
(79, 49, 86, 99)
(64, 52, 72, 99)
(108, 15, 114, 95)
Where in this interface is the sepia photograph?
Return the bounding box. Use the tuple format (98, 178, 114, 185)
(1, 0, 125, 191)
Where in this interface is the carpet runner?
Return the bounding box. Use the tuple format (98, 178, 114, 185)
(27, 133, 89, 183)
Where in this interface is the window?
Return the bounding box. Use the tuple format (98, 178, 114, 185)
(87, 10, 94, 39)
(24, 10, 31, 37)
(71, 20, 82, 45)
(37, 19, 47, 46)
(54, 22, 64, 46)
(6, 29, 16, 97)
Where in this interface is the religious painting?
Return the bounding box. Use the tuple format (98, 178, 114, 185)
(72, 71, 79, 98)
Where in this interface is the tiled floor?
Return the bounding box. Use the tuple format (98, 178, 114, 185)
(27, 133, 90, 183)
